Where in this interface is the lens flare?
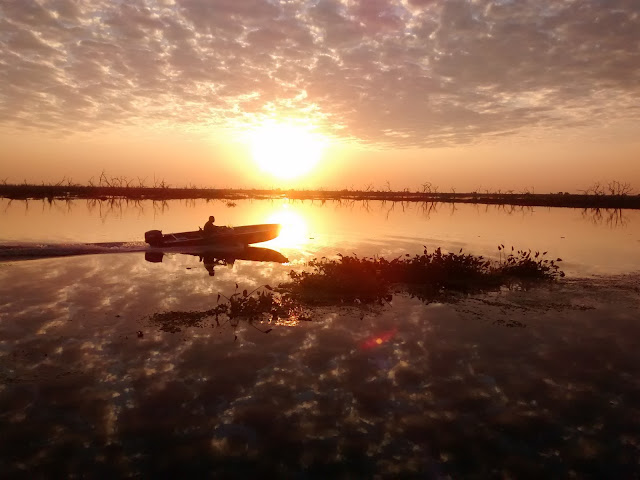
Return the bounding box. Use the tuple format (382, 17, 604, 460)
(360, 328, 397, 350)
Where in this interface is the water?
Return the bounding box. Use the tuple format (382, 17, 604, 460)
(2, 198, 639, 274)
(1, 198, 639, 477)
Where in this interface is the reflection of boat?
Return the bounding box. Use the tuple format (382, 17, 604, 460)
(144, 224, 281, 248)
(145, 246, 288, 276)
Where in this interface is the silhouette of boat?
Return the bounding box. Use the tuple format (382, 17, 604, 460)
(144, 224, 281, 248)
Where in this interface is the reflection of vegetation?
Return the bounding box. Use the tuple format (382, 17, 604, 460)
(1, 195, 636, 231)
(148, 285, 310, 333)
(283, 247, 564, 305)
(582, 208, 629, 228)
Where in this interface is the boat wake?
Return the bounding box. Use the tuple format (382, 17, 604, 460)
(0, 241, 150, 261)
(0, 242, 286, 262)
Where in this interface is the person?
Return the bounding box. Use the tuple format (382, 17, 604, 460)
(203, 215, 217, 236)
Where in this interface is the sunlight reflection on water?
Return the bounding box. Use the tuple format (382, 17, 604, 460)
(264, 205, 310, 249)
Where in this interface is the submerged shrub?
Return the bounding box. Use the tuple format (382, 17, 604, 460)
(286, 254, 390, 304)
(283, 247, 564, 305)
(148, 247, 565, 333)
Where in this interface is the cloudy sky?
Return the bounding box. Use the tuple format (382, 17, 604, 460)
(1, 0, 639, 191)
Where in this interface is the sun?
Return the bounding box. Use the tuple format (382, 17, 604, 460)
(248, 122, 326, 180)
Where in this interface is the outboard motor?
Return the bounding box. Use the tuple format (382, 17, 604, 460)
(144, 230, 164, 247)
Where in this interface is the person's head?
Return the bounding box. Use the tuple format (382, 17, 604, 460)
(209, 215, 215, 222)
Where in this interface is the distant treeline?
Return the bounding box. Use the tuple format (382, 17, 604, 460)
(1, 183, 639, 209)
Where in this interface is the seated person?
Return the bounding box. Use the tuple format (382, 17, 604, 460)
(203, 215, 217, 236)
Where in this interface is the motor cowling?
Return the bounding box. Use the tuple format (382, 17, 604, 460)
(145, 230, 163, 246)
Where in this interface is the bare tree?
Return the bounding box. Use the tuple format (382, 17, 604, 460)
(607, 180, 633, 196)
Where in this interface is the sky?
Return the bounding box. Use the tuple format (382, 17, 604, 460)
(1, 0, 639, 193)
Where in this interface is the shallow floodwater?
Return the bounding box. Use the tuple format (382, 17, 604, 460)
(1, 198, 640, 477)
(2, 197, 640, 274)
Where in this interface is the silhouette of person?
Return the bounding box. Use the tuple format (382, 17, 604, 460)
(201, 254, 232, 276)
(203, 215, 216, 236)
(204, 261, 216, 276)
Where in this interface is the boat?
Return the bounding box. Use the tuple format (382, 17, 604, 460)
(144, 224, 281, 248)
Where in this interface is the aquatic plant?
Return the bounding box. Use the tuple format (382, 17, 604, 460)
(496, 245, 564, 280)
(286, 254, 391, 305)
(220, 285, 308, 323)
(282, 247, 564, 305)
(147, 285, 310, 333)
(146, 247, 564, 334)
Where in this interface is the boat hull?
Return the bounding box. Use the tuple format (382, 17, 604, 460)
(144, 224, 281, 248)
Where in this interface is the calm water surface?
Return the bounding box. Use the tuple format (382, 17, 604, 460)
(1, 198, 639, 477)
(2, 197, 640, 274)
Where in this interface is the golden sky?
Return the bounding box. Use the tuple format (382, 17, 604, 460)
(1, 0, 639, 192)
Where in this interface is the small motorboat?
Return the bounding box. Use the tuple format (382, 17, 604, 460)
(144, 224, 281, 248)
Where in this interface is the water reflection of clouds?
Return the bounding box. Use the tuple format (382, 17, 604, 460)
(2, 255, 640, 476)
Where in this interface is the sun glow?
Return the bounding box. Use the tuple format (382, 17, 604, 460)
(248, 122, 326, 180)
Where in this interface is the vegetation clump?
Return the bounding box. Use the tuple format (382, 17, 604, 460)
(148, 285, 309, 333)
(282, 247, 564, 305)
(147, 247, 564, 333)
(286, 254, 390, 305)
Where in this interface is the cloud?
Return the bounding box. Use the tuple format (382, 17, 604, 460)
(0, 0, 639, 146)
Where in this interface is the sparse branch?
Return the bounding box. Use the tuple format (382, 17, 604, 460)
(607, 180, 633, 196)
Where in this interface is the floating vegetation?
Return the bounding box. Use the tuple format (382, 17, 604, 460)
(147, 247, 564, 333)
(285, 254, 391, 305)
(282, 247, 564, 305)
(148, 285, 310, 333)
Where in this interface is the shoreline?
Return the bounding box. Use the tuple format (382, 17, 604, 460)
(1, 184, 639, 209)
